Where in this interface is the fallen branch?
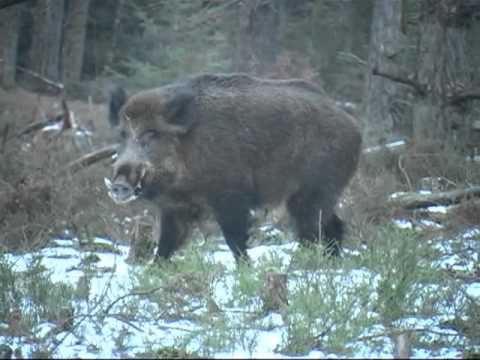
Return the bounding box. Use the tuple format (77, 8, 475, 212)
(337, 51, 368, 67)
(388, 186, 480, 209)
(61, 144, 119, 174)
(449, 90, 480, 106)
(16, 65, 64, 91)
(0, 0, 30, 10)
(372, 66, 427, 97)
(12, 98, 72, 143)
(363, 139, 408, 155)
(14, 119, 57, 139)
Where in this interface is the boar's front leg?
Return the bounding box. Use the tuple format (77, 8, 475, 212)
(209, 191, 255, 264)
(154, 209, 191, 260)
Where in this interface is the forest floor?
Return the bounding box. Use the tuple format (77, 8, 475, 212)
(0, 215, 479, 358)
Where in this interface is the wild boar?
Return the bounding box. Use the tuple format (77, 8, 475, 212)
(105, 73, 362, 263)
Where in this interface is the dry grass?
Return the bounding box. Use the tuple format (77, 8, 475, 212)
(449, 199, 480, 229)
(400, 141, 480, 189)
(0, 87, 134, 251)
(344, 140, 480, 245)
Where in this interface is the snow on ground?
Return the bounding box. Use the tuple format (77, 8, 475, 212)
(1, 221, 479, 358)
(363, 140, 406, 154)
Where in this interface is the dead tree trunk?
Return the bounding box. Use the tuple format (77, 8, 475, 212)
(231, 0, 252, 73)
(62, 0, 90, 86)
(0, 4, 21, 88)
(370, 0, 480, 152)
(363, 0, 407, 147)
(105, 0, 124, 66)
(27, 0, 65, 85)
(231, 0, 284, 75)
(249, 0, 284, 75)
(413, 0, 477, 149)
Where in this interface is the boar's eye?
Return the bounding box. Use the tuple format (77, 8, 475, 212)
(120, 129, 128, 140)
(138, 129, 160, 148)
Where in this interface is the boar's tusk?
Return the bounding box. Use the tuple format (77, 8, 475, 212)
(140, 166, 147, 181)
(134, 185, 142, 196)
(104, 177, 113, 191)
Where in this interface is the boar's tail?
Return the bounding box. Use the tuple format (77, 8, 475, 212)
(108, 86, 128, 128)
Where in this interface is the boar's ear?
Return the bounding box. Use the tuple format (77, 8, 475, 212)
(108, 86, 128, 128)
(162, 88, 195, 135)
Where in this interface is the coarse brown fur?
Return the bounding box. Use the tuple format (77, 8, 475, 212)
(107, 73, 362, 262)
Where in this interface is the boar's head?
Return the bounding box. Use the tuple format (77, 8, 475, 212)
(106, 86, 195, 205)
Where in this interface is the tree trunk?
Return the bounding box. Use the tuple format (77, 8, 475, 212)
(413, 0, 474, 147)
(62, 0, 90, 85)
(0, 4, 21, 88)
(363, 0, 407, 147)
(249, 0, 284, 75)
(105, 0, 124, 67)
(231, 0, 254, 73)
(27, 0, 64, 84)
(231, 0, 284, 75)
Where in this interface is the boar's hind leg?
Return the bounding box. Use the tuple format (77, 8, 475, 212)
(209, 192, 254, 264)
(155, 211, 189, 260)
(322, 213, 344, 257)
(287, 190, 343, 257)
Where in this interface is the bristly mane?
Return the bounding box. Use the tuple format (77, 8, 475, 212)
(186, 73, 325, 95)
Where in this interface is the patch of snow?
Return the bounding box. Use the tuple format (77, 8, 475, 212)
(461, 228, 480, 239)
(52, 238, 75, 247)
(210, 248, 236, 271)
(92, 237, 119, 246)
(393, 219, 413, 229)
(260, 226, 283, 237)
(465, 283, 480, 299)
(387, 140, 406, 149)
(426, 206, 448, 214)
(465, 155, 480, 162)
(413, 348, 462, 359)
(363, 140, 406, 154)
(419, 219, 443, 229)
(248, 243, 297, 265)
(1, 231, 475, 359)
(389, 191, 406, 199)
(75, 128, 93, 137)
(214, 349, 333, 359)
(41, 123, 63, 132)
(343, 247, 363, 256)
(432, 253, 475, 272)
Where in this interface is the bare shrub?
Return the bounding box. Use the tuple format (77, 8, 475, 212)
(270, 50, 319, 81)
(0, 88, 130, 251)
(343, 169, 400, 244)
(450, 199, 480, 228)
(400, 141, 479, 189)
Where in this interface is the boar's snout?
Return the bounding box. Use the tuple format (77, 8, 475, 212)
(110, 178, 136, 201)
(105, 175, 141, 204)
(105, 161, 147, 204)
